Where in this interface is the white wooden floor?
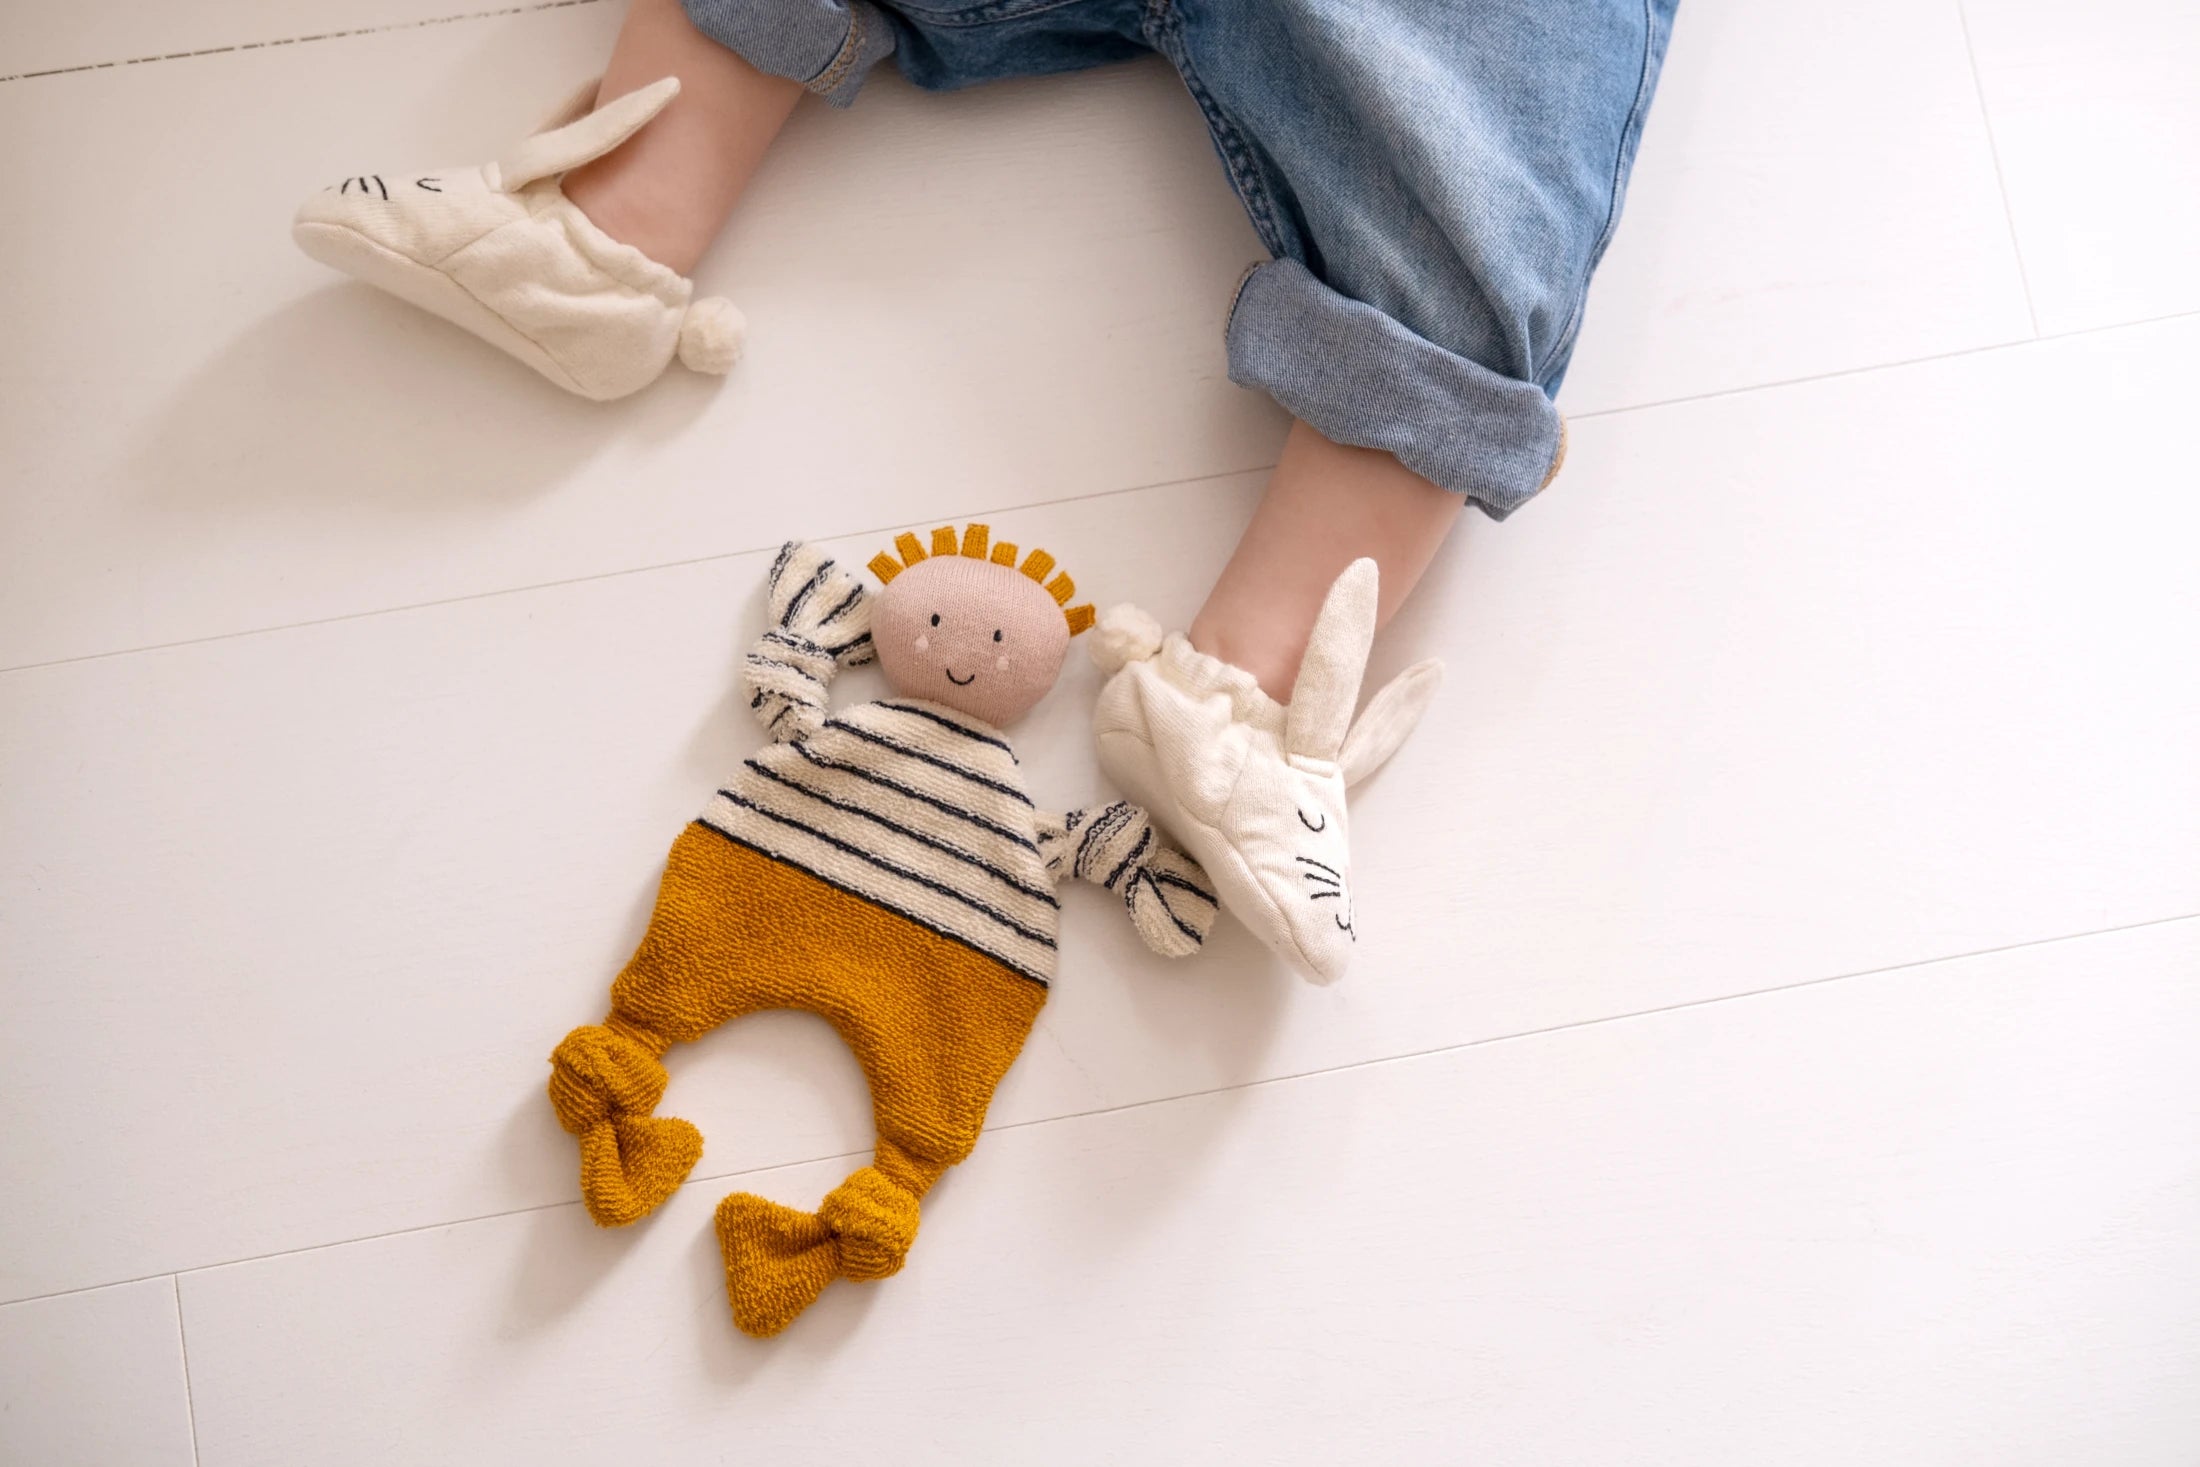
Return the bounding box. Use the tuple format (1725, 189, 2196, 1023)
(2, 1, 2197, 1462)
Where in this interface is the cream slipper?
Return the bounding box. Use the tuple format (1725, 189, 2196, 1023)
(292, 77, 743, 401)
(1090, 560, 1441, 984)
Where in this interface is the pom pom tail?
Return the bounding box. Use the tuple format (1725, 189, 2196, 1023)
(1088, 604, 1164, 674)
(677, 296, 746, 374)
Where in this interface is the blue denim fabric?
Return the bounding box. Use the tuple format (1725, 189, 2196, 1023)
(682, 0, 1676, 518)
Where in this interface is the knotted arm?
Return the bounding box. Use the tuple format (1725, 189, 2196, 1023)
(744, 542, 874, 743)
(1037, 802, 1218, 958)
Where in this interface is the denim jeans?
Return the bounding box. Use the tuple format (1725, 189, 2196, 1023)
(682, 0, 1677, 518)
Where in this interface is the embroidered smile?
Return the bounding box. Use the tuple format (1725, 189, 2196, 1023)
(943, 667, 976, 686)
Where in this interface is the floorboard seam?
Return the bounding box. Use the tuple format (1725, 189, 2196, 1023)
(1952, 0, 2042, 336)
(0, 462, 1277, 675)
(0, 0, 605, 85)
(6, 907, 2191, 1306)
(172, 1275, 203, 1467)
(1569, 304, 2200, 423)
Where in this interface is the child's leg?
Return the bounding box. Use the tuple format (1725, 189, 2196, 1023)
(1189, 420, 1464, 703)
(1089, 0, 1672, 981)
(563, 0, 801, 276)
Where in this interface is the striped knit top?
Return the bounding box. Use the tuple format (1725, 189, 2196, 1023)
(703, 543, 1218, 985)
(700, 696, 1069, 984)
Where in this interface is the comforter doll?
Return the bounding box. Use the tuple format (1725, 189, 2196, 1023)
(546, 527, 1215, 1337)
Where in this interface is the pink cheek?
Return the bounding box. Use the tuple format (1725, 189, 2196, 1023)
(995, 655, 1009, 671)
(913, 634, 930, 654)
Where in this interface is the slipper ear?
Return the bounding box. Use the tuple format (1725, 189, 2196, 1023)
(1284, 559, 1379, 763)
(493, 76, 681, 193)
(1338, 659, 1441, 785)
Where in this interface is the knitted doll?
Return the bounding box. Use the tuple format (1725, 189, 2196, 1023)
(546, 527, 1217, 1338)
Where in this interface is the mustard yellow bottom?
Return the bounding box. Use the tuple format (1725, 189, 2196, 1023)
(547, 824, 1046, 1337)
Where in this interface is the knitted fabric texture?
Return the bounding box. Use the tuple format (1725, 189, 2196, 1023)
(547, 538, 1216, 1337)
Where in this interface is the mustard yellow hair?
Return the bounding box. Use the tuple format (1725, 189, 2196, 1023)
(868, 523, 1096, 635)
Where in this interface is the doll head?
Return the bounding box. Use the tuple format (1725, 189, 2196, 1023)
(868, 524, 1096, 728)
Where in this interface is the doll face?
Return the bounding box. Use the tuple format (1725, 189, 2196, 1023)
(873, 557, 1071, 727)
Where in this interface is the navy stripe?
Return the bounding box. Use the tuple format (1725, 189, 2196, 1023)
(1075, 803, 1133, 880)
(739, 760, 1059, 908)
(819, 585, 863, 626)
(1104, 827, 1151, 892)
(1069, 806, 1107, 879)
(1135, 869, 1207, 943)
(768, 541, 795, 587)
(748, 663, 824, 692)
(759, 629, 827, 656)
(746, 653, 825, 686)
(706, 791, 1059, 951)
(786, 741, 1037, 850)
(780, 557, 833, 623)
(692, 821, 1049, 989)
(822, 720, 1033, 806)
(1149, 870, 1216, 905)
(874, 701, 1015, 756)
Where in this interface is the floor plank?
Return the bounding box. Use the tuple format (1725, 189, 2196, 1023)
(6, 316, 2196, 1302)
(0, 1280, 197, 1467)
(1961, 0, 2200, 334)
(175, 917, 2200, 1466)
(1562, 0, 2034, 413)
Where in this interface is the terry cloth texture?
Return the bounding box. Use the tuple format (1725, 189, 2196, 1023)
(546, 541, 1215, 1337)
(585, 829, 1046, 1336)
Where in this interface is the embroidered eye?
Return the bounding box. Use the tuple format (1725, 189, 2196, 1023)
(1297, 808, 1326, 833)
(929, 613, 940, 627)
(993, 629, 1003, 642)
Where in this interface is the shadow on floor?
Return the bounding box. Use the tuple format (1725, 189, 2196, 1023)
(128, 284, 716, 521)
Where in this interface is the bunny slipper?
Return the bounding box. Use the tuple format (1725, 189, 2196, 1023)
(1090, 559, 1440, 984)
(292, 77, 742, 401)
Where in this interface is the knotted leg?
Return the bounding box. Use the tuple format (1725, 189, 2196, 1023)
(715, 1148, 942, 1338)
(545, 824, 779, 1227)
(561, 825, 1047, 1334)
(547, 1016, 702, 1227)
(708, 888, 1047, 1337)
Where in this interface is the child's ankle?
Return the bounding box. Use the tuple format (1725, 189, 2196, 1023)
(562, 164, 706, 276)
(1187, 614, 1304, 704)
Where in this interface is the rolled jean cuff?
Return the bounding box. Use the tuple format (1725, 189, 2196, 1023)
(1225, 259, 1565, 519)
(679, 0, 893, 107)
